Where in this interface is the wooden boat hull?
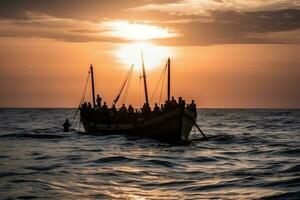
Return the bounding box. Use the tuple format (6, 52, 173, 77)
(80, 108, 196, 143)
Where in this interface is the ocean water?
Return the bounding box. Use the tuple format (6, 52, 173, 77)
(0, 108, 299, 200)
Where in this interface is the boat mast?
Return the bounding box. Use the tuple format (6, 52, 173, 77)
(90, 64, 96, 107)
(141, 51, 149, 105)
(167, 57, 171, 101)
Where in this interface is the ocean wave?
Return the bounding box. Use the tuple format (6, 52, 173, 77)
(188, 156, 218, 163)
(209, 134, 237, 143)
(34, 155, 56, 160)
(280, 148, 300, 155)
(180, 181, 236, 192)
(144, 159, 178, 168)
(282, 164, 300, 173)
(0, 155, 10, 159)
(92, 156, 136, 164)
(0, 133, 65, 139)
(265, 177, 300, 188)
(14, 195, 38, 199)
(24, 164, 62, 171)
(0, 171, 37, 178)
(259, 191, 300, 200)
(141, 180, 195, 188)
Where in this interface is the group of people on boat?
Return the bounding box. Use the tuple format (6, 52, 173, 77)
(80, 94, 197, 124)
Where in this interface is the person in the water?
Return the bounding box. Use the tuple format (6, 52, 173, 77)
(63, 119, 71, 132)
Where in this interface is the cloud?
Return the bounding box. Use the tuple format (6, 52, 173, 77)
(138, 8, 300, 45)
(0, 0, 165, 20)
(0, 0, 299, 45)
(0, 13, 128, 43)
(0, 12, 178, 43)
(133, 0, 300, 16)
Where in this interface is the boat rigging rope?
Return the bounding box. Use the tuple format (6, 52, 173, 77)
(79, 70, 91, 105)
(139, 75, 142, 108)
(113, 65, 134, 106)
(72, 70, 90, 128)
(150, 63, 167, 104)
(158, 63, 167, 105)
(122, 66, 133, 105)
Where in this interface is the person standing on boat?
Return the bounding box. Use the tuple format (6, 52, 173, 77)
(111, 104, 117, 113)
(178, 97, 186, 108)
(160, 104, 165, 112)
(119, 104, 127, 113)
(128, 105, 135, 122)
(128, 105, 134, 114)
(96, 94, 102, 108)
(82, 102, 88, 110)
(142, 103, 151, 119)
(171, 96, 178, 108)
(190, 100, 197, 113)
(154, 103, 160, 113)
(101, 102, 108, 111)
(119, 104, 127, 123)
(108, 106, 115, 126)
(142, 103, 150, 113)
(63, 119, 71, 132)
(101, 102, 108, 122)
(164, 100, 170, 111)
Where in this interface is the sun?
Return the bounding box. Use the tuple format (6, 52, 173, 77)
(115, 42, 173, 71)
(101, 21, 176, 71)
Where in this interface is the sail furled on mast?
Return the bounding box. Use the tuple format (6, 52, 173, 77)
(167, 58, 171, 102)
(90, 64, 96, 107)
(141, 51, 149, 105)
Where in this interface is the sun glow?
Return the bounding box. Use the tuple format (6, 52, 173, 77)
(115, 42, 173, 71)
(102, 21, 178, 41)
(103, 21, 176, 71)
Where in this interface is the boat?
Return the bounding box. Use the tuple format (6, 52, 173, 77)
(79, 56, 201, 144)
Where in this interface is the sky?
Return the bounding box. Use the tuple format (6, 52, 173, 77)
(0, 0, 299, 108)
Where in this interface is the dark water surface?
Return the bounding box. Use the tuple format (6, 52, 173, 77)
(0, 109, 299, 199)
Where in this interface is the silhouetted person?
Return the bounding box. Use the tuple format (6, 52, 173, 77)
(82, 102, 88, 110)
(108, 106, 115, 123)
(142, 103, 151, 113)
(111, 104, 117, 113)
(171, 96, 177, 108)
(190, 100, 197, 113)
(102, 102, 108, 111)
(161, 104, 164, 112)
(102, 102, 108, 122)
(178, 97, 186, 108)
(164, 100, 171, 111)
(128, 105, 135, 122)
(96, 94, 102, 107)
(154, 103, 160, 113)
(87, 102, 92, 110)
(128, 105, 134, 114)
(63, 119, 71, 132)
(119, 104, 127, 113)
